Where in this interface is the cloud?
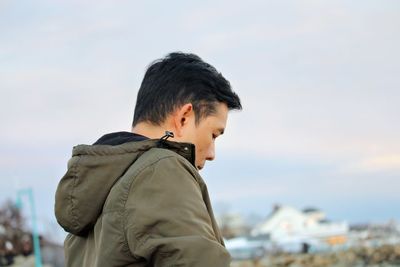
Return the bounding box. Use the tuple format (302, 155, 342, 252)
(1, 0, 399, 163)
(342, 154, 400, 173)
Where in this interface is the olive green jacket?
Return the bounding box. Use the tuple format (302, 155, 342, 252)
(55, 139, 230, 266)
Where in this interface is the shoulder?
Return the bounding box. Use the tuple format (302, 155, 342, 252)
(133, 147, 199, 180)
(103, 147, 201, 213)
(124, 147, 205, 213)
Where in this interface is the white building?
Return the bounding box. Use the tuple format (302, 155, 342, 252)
(251, 205, 348, 245)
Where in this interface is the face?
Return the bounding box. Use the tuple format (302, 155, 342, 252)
(179, 103, 228, 170)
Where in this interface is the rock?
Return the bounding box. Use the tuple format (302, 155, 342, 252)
(231, 244, 400, 267)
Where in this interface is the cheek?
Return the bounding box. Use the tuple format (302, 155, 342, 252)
(193, 126, 213, 157)
(199, 136, 213, 154)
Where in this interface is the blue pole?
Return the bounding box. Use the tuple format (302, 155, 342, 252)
(17, 188, 43, 267)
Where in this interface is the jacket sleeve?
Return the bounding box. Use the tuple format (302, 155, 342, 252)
(124, 155, 231, 266)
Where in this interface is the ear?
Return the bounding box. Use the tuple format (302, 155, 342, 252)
(173, 103, 194, 137)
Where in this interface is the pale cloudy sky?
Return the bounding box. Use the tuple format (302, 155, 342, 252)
(1, 0, 399, 237)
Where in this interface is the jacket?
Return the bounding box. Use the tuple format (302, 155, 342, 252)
(55, 133, 230, 266)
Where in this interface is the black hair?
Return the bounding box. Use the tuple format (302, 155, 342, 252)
(132, 52, 241, 126)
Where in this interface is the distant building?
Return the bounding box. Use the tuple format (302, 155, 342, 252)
(251, 205, 348, 245)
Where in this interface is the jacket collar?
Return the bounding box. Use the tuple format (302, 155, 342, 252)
(90, 131, 196, 168)
(157, 139, 196, 167)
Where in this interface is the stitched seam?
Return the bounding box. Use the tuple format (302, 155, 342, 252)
(74, 147, 152, 156)
(73, 143, 159, 157)
(121, 154, 183, 256)
(69, 156, 82, 231)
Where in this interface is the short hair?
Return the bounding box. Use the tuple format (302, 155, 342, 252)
(132, 52, 242, 126)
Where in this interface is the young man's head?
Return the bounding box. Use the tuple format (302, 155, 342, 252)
(132, 52, 241, 169)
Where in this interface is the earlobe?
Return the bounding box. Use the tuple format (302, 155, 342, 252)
(174, 117, 186, 138)
(173, 115, 184, 138)
(174, 103, 193, 138)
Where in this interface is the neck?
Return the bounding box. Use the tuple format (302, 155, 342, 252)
(131, 122, 176, 140)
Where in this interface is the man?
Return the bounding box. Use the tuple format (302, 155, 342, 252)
(55, 52, 242, 266)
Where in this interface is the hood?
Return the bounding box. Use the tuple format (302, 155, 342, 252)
(55, 132, 195, 236)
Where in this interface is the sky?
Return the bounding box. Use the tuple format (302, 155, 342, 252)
(1, 0, 399, 240)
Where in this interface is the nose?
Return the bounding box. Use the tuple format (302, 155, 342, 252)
(206, 142, 215, 161)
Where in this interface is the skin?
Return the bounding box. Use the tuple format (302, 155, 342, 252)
(131, 102, 228, 170)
